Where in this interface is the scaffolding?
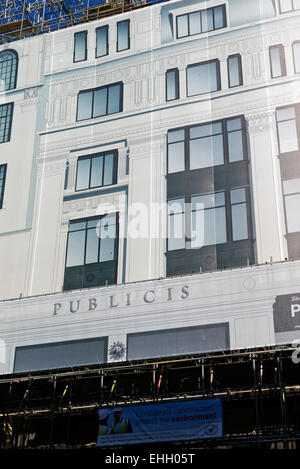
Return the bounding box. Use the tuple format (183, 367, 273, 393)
(0, 0, 169, 44)
(0, 347, 299, 449)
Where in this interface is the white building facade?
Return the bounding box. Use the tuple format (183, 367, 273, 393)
(1, 0, 300, 374)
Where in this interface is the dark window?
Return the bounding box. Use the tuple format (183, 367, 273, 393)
(227, 54, 243, 87)
(0, 103, 13, 144)
(167, 187, 251, 251)
(0, 164, 7, 209)
(167, 117, 246, 174)
(279, 0, 300, 12)
(76, 82, 123, 121)
(64, 214, 119, 290)
(269, 45, 287, 78)
(117, 20, 130, 52)
(0, 49, 18, 91)
(276, 106, 299, 153)
(293, 41, 300, 73)
(187, 60, 221, 96)
(74, 31, 87, 63)
(96, 25, 109, 58)
(166, 68, 179, 101)
(176, 5, 226, 39)
(76, 151, 117, 191)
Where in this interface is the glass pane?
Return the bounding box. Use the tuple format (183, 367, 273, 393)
(283, 178, 300, 195)
(201, 9, 214, 32)
(85, 228, 99, 264)
(117, 20, 129, 51)
(190, 122, 222, 138)
(74, 32, 86, 62)
(277, 106, 295, 121)
(166, 70, 178, 101)
(270, 46, 283, 78)
(191, 207, 204, 248)
(190, 134, 224, 169)
(77, 91, 92, 121)
(228, 130, 244, 162)
(99, 219, 116, 261)
(76, 158, 90, 190)
(294, 0, 300, 9)
(168, 212, 185, 251)
(168, 129, 184, 143)
(203, 206, 227, 246)
(227, 118, 242, 132)
(280, 0, 293, 11)
(228, 56, 241, 87)
(189, 12, 201, 35)
(177, 15, 188, 37)
(93, 88, 107, 117)
(69, 220, 86, 232)
(187, 62, 219, 96)
(278, 120, 299, 152)
(103, 153, 114, 185)
(192, 192, 225, 210)
(285, 194, 300, 232)
(293, 42, 300, 73)
(168, 142, 185, 173)
(231, 188, 246, 204)
(213, 5, 226, 28)
(232, 203, 248, 240)
(96, 26, 108, 58)
(66, 231, 85, 267)
(90, 155, 103, 188)
(87, 218, 99, 228)
(168, 198, 185, 215)
(108, 84, 121, 114)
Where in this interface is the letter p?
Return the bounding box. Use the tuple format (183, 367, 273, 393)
(291, 304, 300, 318)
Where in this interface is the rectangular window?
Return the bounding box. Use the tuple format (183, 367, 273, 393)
(283, 178, 300, 233)
(293, 41, 300, 73)
(76, 151, 117, 191)
(279, 0, 300, 12)
(117, 20, 130, 52)
(96, 25, 109, 58)
(176, 5, 226, 39)
(167, 117, 246, 174)
(269, 45, 286, 78)
(167, 198, 185, 251)
(187, 60, 221, 96)
(276, 106, 299, 153)
(166, 68, 179, 101)
(167, 187, 250, 251)
(0, 103, 13, 144)
(0, 164, 7, 209)
(77, 83, 123, 121)
(227, 54, 243, 87)
(74, 31, 87, 63)
(66, 214, 118, 268)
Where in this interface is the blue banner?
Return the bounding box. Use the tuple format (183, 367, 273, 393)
(97, 398, 222, 446)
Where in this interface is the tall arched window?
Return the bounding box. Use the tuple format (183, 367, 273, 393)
(0, 49, 18, 92)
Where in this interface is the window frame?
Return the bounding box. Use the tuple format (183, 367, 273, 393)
(117, 19, 130, 52)
(95, 25, 109, 58)
(176, 4, 227, 39)
(269, 44, 287, 78)
(279, 0, 300, 13)
(227, 54, 243, 88)
(76, 82, 123, 122)
(167, 116, 248, 174)
(0, 102, 14, 144)
(75, 150, 118, 192)
(186, 59, 221, 97)
(292, 40, 300, 74)
(282, 179, 300, 235)
(73, 31, 88, 63)
(276, 104, 300, 155)
(167, 187, 252, 252)
(0, 163, 7, 209)
(165, 68, 180, 102)
(65, 213, 119, 269)
(0, 49, 18, 91)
